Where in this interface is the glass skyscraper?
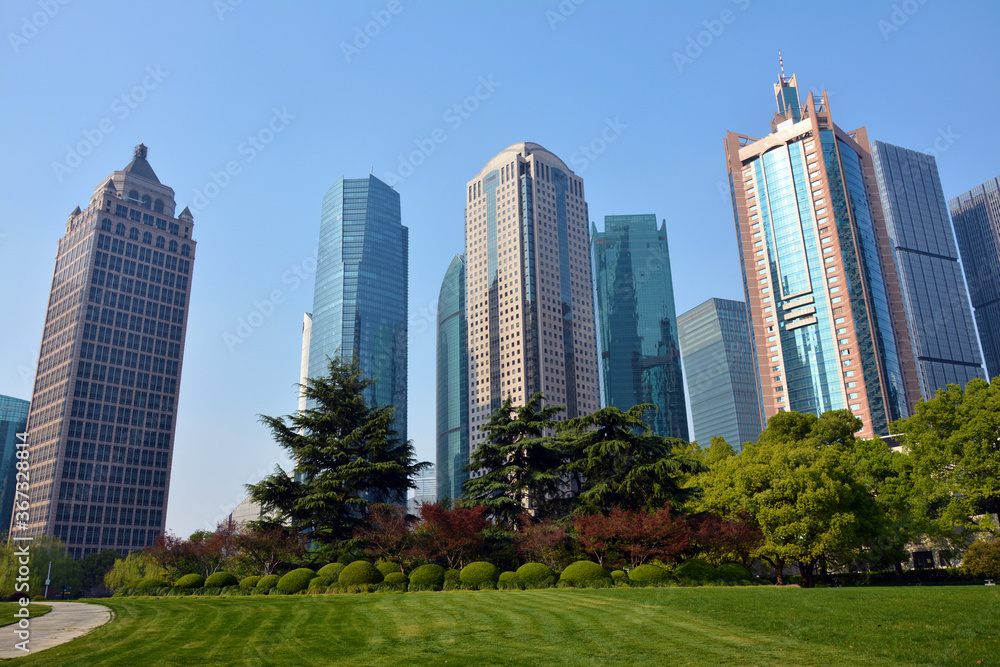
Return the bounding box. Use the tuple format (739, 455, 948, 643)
(436, 254, 468, 501)
(677, 299, 762, 450)
(14, 145, 196, 557)
(308, 175, 408, 443)
(592, 214, 688, 439)
(0, 395, 30, 538)
(949, 176, 1000, 379)
(871, 141, 985, 395)
(724, 74, 918, 437)
(464, 143, 599, 456)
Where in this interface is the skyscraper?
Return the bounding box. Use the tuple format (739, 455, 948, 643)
(308, 175, 408, 442)
(677, 298, 763, 450)
(949, 176, 1000, 379)
(724, 74, 917, 438)
(0, 395, 30, 538)
(464, 143, 599, 454)
(871, 141, 985, 395)
(436, 254, 468, 501)
(15, 145, 196, 558)
(592, 214, 688, 439)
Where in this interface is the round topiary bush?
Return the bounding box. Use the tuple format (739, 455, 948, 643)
(133, 577, 169, 590)
(515, 563, 556, 589)
(498, 571, 521, 590)
(255, 574, 281, 591)
(628, 564, 674, 586)
(673, 559, 721, 584)
(717, 562, 753, 581)
(408, 563, 445, 589)
(339, 561, 384, 586)
(205, 571, 239, 588)
(240, 575, 262, 589)
(317, 563, 345, 580)
(174, 574, 206, 589)
(309, 575, 334, 590)
(611, 570, 629, 585)
(445, 569, 461, 582)
(376, 561, 402, 577)
(460, 561, 500, 588)
(558, 561, 611, 586)
(383, 572, 408, 585)
(276, 568, 318, 593)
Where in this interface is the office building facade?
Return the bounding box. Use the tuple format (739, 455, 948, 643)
(592, 214, 688, 439)
(871, 141, 985, 395)
(15, 145, 196, 557)
(724, 75, 918, 437)
(0, 395, 30, 537)
(677, 298, 762, 450)
(949, 176, 1000, 379)
(436, 254, 469, 501)
(308, 175, 408, 442)
(464, 143, 600, 454)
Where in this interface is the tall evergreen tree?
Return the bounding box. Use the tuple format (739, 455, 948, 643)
(247, 357, 428, 547)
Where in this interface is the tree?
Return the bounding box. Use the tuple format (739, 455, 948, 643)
(413, 500, 489, 569)
(0, 536, 82, 598)
(892, 378, 1000, 544)
(572, 506, 691, 569)
(514, 517, 570, 570)
(353, 504, 417, 573)
(700, 410, 883, 586)
(147, 522, 238, 580)
(689, 512, 763, 566)
(462, 393, 565, 529)
(247, 357, 428, 546)
(104, 551, 165, 593)
(558, 405, 705, 514)
(79, 549, 122, 596)
(232, 524, 307, 576)
(961, 539, 1000, 580)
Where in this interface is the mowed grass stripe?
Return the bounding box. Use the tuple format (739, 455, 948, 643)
(13, 587, 997, 666)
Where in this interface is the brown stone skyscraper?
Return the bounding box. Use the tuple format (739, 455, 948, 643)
(14, 145, 196, 558)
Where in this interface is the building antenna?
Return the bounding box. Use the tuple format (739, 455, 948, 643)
(779, 49, 785, 81)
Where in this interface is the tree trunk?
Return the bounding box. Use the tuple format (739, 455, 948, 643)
(894, 561, 903, 579)
(774, 558, 785, 585)
(798, 561, 814, 588)
(820, 556, 830, 586)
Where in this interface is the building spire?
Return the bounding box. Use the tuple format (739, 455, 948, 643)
(779, 49, 785, 82)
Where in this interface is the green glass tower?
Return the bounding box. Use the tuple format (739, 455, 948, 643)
(436, 254, 468, 501)
(592, 215, 688, 439)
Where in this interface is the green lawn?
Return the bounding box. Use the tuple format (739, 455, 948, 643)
(0, 603, 50, 628)
(13, 587, 999, 666)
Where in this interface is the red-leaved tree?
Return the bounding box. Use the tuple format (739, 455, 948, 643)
(353, 503, 417, 573)
(233, 525, 307, 576)
(147, 522, 239, 579)
(413, 501, 489, 569)
(689, 512, 763, 566)
(573, 506, 691, 569)
(515, 516, 570, 569)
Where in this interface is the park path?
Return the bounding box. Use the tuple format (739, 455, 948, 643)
(0, 601, 112, 659)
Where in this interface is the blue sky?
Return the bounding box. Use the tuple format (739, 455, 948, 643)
(1, 0, 997, 539)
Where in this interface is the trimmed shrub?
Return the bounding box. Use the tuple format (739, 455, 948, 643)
(611, 570, 629, 585)
(498, 571, 521, 590)
(277, 568, 318, 593)
(173, 574, 206, 589)
(133, 577, 169, 590)
(240, 575, 262, 589)
(383, 572, 408, 585)
(339, 561, 384, 586)
(628, 564, 674, 586)
(408, 564, 446, 591)
(309, 576, 335, 590)
(376, 561, 402, 577)
(460, 561, 500, 589)
(317, 563, 345, 580)
(516, 563, 556, 589)
(674, 559, 722, 584)
(718, 562, 754, 581)
(255, 574, 281, 591)
(445, 569, 461, 582)
(205, 571, 239, 588)
(559, 561, 611, 587)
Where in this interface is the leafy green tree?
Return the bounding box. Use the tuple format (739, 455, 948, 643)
(0, 536, 82, 597)
(104, 551, 164, 593)
(462, 393, 564, 530)
(79, 549, 122, 596)
(892, 378, 1000, 543)
(700, 410, 882, 586)
(247, 357, 428, 547)
(961, 539, 1000, 580)
(557, 405, 704, 515)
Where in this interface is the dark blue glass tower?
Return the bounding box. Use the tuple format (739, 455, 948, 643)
(436, 254, 468, 501)
(309, 175, 408, 442)
(0, 395, 29, 537)
(871, 141, 986, 395)
(592, 214, 688, 440)
(678, 299, 763, 450)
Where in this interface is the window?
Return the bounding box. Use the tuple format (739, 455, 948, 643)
(141, 194, 152, 210)
(129, 189, 139, 202)
(155, 236, 165, 249)
(168, 240, 178, 253)
(129, 227, 139, 240)
(115, 222, 126, 236)
(153, 199, 164, 213)
(181, 245, 190, 257)
(143, 232, 152, 244)
(101, 218, 112, 231)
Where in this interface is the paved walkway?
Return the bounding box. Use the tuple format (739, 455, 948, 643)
(0, 601, 112, 659)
